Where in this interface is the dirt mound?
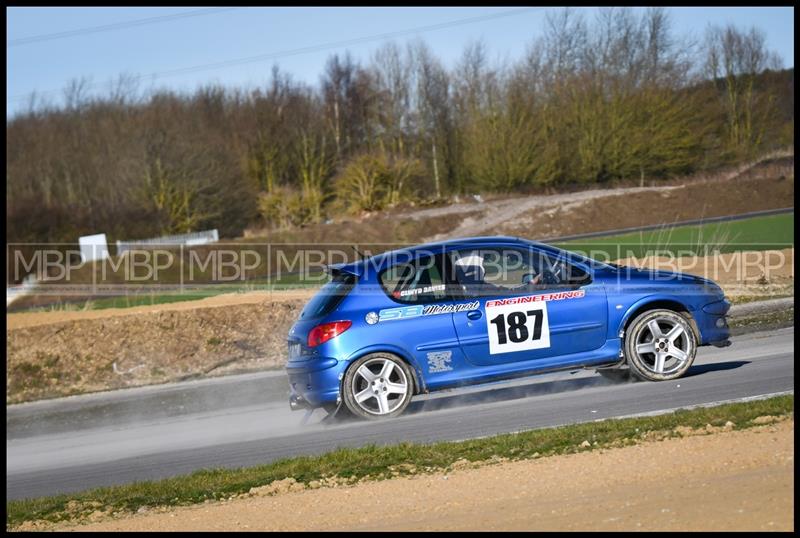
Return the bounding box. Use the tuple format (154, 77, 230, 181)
(426, 185, 686, 242)
(7, 289, 316, 331)
(7, 298, 305, 404)
(497, 174, 794, 240)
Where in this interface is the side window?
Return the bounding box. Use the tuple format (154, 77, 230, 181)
(379, 254, 448, 304)
(449, 248, 590, 297)
(299, 271, 356, 319)
(559, 260, 590, 286)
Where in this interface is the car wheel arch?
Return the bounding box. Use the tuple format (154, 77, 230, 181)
(620, 298, 700, 343)
(342, 346, 425, 395)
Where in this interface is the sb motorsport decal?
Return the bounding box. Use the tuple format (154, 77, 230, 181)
(379, 300, 480, 322)
(425, 301, 481, 315)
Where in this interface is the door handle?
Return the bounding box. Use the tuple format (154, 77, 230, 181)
(467, 310, 482, 321)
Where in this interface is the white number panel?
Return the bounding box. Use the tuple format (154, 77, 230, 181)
(486, 301, 550, 355)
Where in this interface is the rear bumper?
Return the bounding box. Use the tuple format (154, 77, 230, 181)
(285, 357, 344, 410)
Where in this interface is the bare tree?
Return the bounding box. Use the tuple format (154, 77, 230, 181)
(370, 42, 413, 156)
(63, 77, 92, 111)
(704, 24, 783, 154)
(4, 14, 792, 252)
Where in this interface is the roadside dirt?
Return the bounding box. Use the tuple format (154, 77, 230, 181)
(496, 174, 794, 240)
(55, 419, 794, 531)
(6, 289, 316, 331)
(5, 296, 307, 404)
(425, 185, 687, 241)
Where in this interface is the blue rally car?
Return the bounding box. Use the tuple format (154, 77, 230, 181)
(286, 236, 731, 420)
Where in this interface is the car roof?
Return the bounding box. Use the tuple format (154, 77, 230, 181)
(329, 236, 561, 276)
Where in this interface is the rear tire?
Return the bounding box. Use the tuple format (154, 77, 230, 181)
(625, 309, 697, 381)
(342, 353, 414, 420)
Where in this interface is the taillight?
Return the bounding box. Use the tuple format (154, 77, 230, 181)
(307, 320, 352, 347)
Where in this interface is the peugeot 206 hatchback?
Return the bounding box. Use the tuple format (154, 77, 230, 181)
(286, 236, 731, 420)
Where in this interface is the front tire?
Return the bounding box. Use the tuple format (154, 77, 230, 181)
(342, 353, 414, 420)
(625, 309, 697, 381)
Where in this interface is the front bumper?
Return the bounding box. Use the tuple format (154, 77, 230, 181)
(698, 298, 731, 346)
(285, 357, 345, 410)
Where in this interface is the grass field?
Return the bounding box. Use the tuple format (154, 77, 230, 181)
(7, 395, 793, 529)
(555, 213, 794, 260)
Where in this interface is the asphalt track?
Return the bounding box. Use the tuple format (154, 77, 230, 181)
(6, 325, 794, 501)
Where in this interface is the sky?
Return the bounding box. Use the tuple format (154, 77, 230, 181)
(6, 6, 795, 118)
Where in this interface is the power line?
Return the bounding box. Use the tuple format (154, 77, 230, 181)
(7, 7, 237, 47)
(8, 7, 544, 104)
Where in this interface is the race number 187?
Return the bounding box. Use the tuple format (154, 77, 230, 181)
(485, 302, 550, 355)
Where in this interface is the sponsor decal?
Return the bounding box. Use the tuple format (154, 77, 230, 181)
(424, 301, 479, 315)
(485, 289, 585, 308)
(379, 305, 424, 321)
(378, 300, 480, 322)
(427, 351, 453, 373)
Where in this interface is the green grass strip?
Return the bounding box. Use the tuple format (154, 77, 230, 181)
(556, 212, 794, 259)
(7, 394, 793, 528)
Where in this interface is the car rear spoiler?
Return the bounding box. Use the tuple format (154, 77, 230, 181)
(325, 263, 362, 278)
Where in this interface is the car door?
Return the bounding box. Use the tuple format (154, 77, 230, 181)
(449, 246, 608, 367)
(374, 251, 471, 388)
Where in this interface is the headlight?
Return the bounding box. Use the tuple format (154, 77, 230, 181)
(702, 299, 731, 315)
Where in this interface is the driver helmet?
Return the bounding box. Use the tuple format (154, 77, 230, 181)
(454, 253, 485, 284)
